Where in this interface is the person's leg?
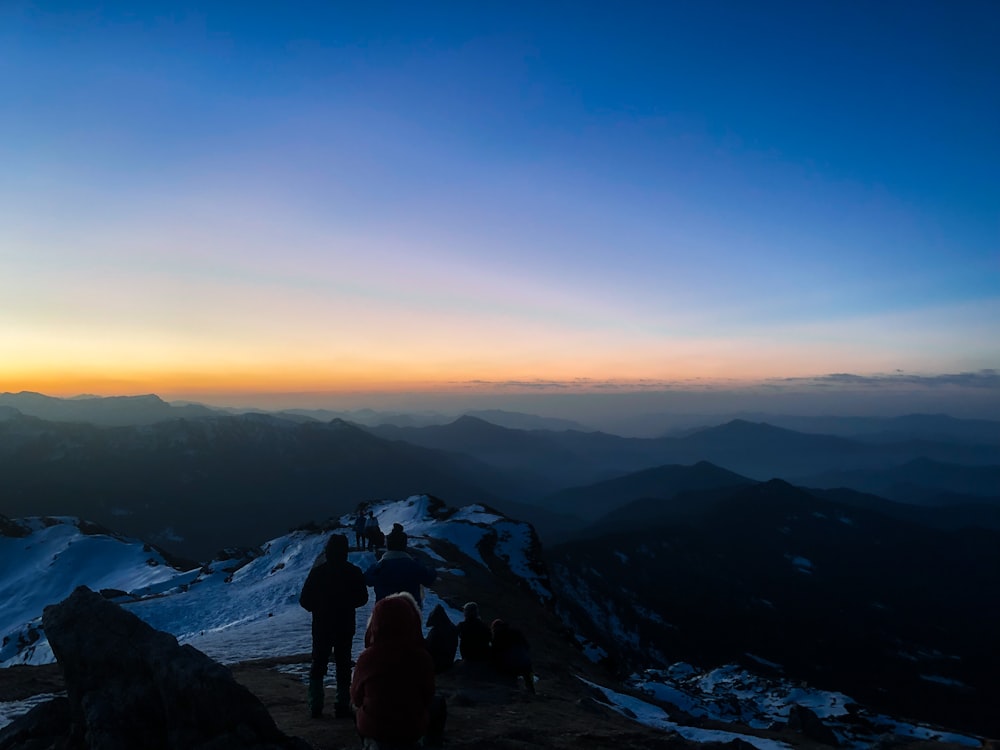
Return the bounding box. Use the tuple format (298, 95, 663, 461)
(308, 630, 333, 717)
(333, 633, 354, 718)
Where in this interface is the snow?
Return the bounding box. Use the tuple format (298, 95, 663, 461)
(0, 693, 64, 730)
(490, 520, 552, 601)
(786, 554, 813, 574)
(578, 676, 794, 750)
(627, 664, 983, 749)
(744, 653, 782, 670)
(0, 519, 184, 666)
(920, 674, 969, 688)
(0, 495, 531, 674)
(0, 496, 513, 729)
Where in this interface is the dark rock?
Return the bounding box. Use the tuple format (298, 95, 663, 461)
(787, 703, 840, 746)
(0, 515, 29, 539)
(0, 696, 70, 750)
(97, 589, 129, 600)
(41, 585, 310, 750)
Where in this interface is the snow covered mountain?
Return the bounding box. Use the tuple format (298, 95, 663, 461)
(0, 496, 991, 748)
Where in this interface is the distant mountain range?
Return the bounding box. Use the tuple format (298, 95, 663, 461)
(0, 392, 219, 426)
(0, 392, 590, 432)
(2, 392, 998, 558)
(0, 411, 512, 559)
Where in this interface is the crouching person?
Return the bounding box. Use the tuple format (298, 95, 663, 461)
(351, 592, 447, 749)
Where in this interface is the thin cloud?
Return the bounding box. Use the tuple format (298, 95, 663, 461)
(772, 370, 1000, 390)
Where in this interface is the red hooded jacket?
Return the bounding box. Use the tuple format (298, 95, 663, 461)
(350, 593, 435, 743)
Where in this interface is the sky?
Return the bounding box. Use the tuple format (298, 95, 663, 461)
(1, 1, 998, 418)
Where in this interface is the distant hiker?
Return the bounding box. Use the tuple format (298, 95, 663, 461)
(364, 523, 437, 606)
(456, 601, 492, 662)
(298, 533, 369, 718)
(351, 592, 446, 748)
(425, 604, 459, 673)
(490, 619, 535, 694)
(353, 512, 367, 550)
(364, 511, 380, 552)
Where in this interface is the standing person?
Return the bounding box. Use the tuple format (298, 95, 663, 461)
(456, 601, 492, 662)
(364, 511, 380, 552)
(490, 619, 536, 694)
(364, 523, 437, 606)
(298, 533, 369, 718)
(352, 511, 367, 551)
(351, 592, 441, 749)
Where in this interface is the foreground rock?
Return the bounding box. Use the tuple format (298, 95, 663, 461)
(0, 586, 309, 750)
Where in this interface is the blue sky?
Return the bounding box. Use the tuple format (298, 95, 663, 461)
(0, 1, 997, 417)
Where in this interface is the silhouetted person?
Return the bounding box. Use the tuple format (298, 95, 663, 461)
(351, 592, 444, 748)
(298, 533, 368, 718)
(364, 511, 380, 552)
(490, 618, 535, 694)
(456, 601, 492, 662)
(353, 512, 367, 550)
(425, 603, 458, 673)
(364, 523, 436, 606)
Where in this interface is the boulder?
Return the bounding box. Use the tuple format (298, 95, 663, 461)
(787, 703, 840, 746)
(30, 585, 309, 750)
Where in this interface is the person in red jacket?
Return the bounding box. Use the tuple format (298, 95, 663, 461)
(351, 592, 438, 748)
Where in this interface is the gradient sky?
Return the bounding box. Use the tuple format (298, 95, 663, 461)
(1, 1, 998, 416)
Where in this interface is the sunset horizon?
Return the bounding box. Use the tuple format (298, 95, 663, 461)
(2, 2, 997, 423)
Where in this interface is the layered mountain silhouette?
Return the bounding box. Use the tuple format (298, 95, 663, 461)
(3, 397, 999, 559)
(0, 392, 221, 426)
(0, 412, 513, 559)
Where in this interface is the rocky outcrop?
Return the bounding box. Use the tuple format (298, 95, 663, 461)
(1, 586, 309, 750)
(786, 703, 840, 746)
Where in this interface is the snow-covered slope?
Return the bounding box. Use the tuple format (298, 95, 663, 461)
(0, 495, 548, 669)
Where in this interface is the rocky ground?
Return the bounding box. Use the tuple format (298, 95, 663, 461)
(2, 656, 985, 750)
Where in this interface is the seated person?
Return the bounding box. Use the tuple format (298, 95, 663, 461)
(490, 618, 535, 694)
(351, 592, 442, 748)
(456, 601, 492, 662)
(425, 604, 458, 674)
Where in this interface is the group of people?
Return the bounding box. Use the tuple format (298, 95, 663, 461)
(353, 511, 384, 552)
(426, 600, 536, 693)
(298, 515, 534, 749)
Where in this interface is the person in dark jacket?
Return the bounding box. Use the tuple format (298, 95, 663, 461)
(490, 618, 535, 694)
(351, 592, 437, 748)
(352, 512, 367, 550)
(456, 601, 492, 662)
(425, 603, 458, 673)
(364, 524, 436, 606)
(364, 511, 380, 552)
(299, 533, 369, 718)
